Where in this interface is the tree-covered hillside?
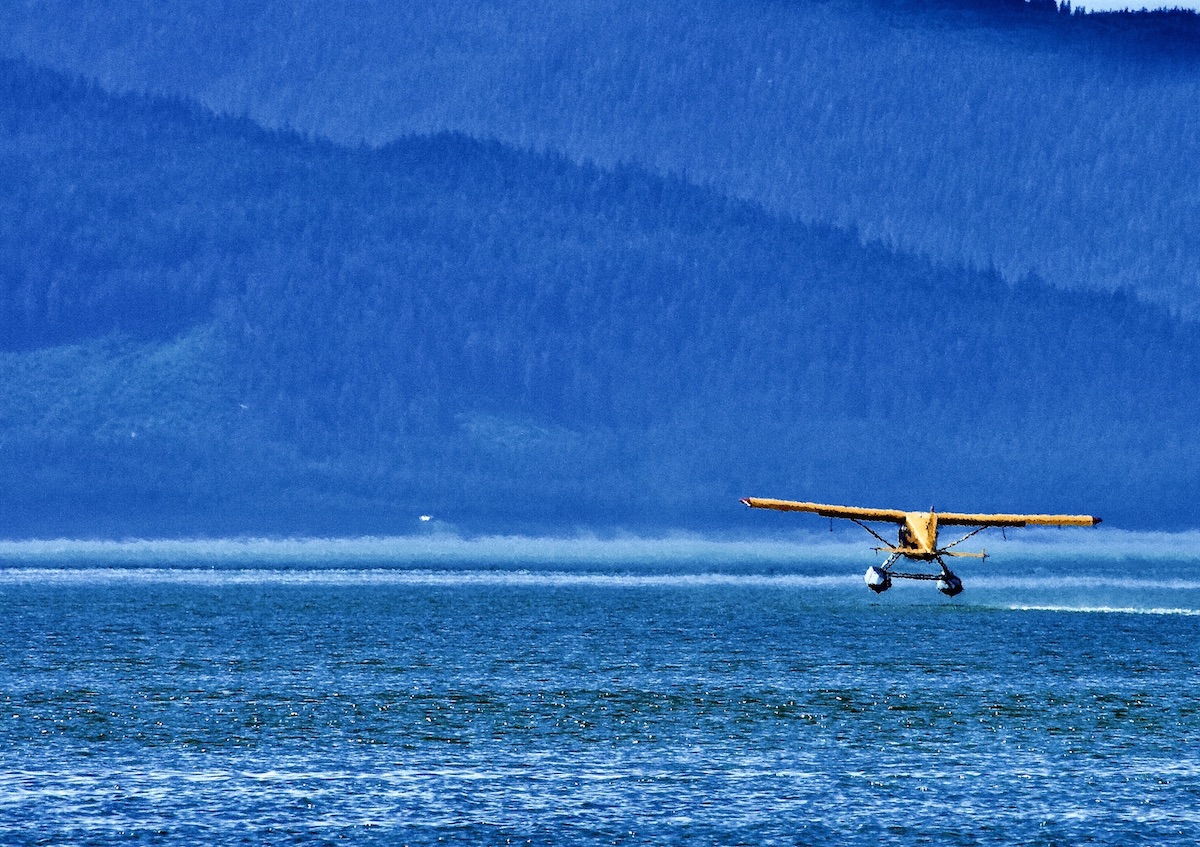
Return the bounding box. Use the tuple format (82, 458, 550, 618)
(2, 0, 1199, 311)
(2, 59, 1199, 535)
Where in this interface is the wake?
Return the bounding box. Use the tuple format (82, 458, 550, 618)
(1006, 604, 1200, 616)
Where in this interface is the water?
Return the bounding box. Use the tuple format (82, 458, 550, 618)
(2, 546, 1199, 845)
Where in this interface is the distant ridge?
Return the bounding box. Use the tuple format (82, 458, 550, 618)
(2, 0, 1199, 311)
(3, 58, 1200, 534)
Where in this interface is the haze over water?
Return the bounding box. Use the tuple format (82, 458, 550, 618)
(3, 539, 1198, 844)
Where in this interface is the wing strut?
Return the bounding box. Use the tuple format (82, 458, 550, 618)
(851, 518, 894, 548)
(941, 524, 990, 552)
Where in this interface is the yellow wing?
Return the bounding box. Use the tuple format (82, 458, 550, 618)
(740, 498, 1101, 527)
(740, 498, 908, 523)
(935, 512, 1101, 527)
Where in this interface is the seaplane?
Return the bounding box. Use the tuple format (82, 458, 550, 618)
(740, 498, 1101, 596)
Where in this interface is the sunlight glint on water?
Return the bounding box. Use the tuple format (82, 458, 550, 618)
(2, 552, 1199, 845)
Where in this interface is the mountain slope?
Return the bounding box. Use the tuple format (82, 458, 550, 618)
(2, 0, 1199, 311)
(3, 59, 1199, 534)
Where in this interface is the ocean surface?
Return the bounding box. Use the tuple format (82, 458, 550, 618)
(2, 536, 1199, 845)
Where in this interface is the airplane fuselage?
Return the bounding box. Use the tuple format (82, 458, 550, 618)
(897, 511, 939, 559)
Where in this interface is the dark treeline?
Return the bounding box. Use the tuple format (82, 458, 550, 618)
(3, 0, 1200, 312)
(893, 0, 1200, 34)
(2, 58, 1199, 534)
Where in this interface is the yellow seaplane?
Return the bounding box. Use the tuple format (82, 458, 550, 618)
(740, 498, 1101, 596)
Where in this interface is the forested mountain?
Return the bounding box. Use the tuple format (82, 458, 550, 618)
(2, 58, 1199, 535)
(2, 0, 1200, 311)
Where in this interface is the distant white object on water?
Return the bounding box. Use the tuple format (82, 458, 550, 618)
(419, 515, 432, 522)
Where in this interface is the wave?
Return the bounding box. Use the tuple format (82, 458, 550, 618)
(0, 566, 858, 588)
(1006, 604, 1200, 616)
(0, 534, 866, 567)
(969, 575, 1200, 591)
(2, 526, 1200, 568)
(2, 565, 1199, 602)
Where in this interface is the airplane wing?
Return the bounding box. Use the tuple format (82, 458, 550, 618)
(935, 512, 1101, 527)
(740, 498, 908, 523)
(740, 498, 1102, 528)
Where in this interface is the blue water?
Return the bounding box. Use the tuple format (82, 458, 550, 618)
(2, 553, 1199, 845)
